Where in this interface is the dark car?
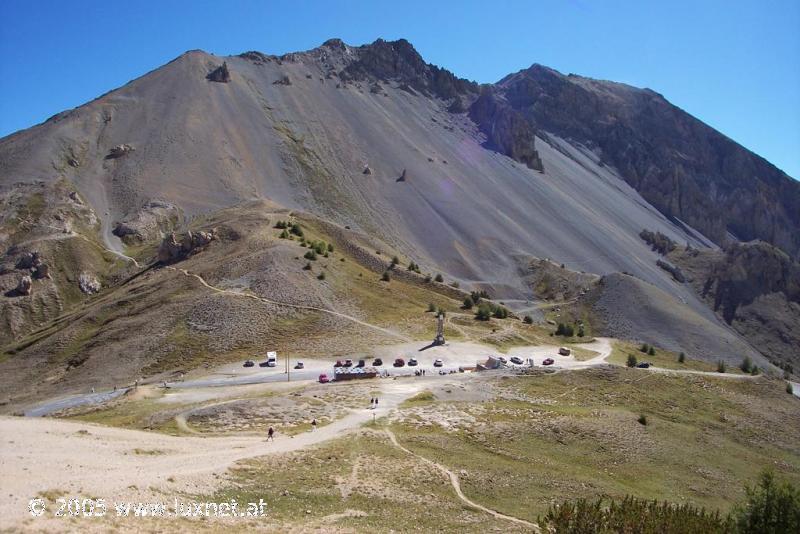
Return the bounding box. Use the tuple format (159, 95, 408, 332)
(344, 359, 353, 367)
(510, 356, 524, 365)
(373, 358, 383, 366)
(258, 361, 270, 367)
(542, 358, 555, 366)
(393, 358, 405, 367)
(408, 358, 418, 366)
(294, 361, 304, 369)
(357, 359, 366, 367)
(636, 362, 651, 369)
(334, 360, 344, 367)
(244, 360, 255, 368)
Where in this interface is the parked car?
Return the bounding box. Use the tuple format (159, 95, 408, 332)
(498, 356, 508, 364)
(373, 358, 383, 366)
(258, 361, 270, 367)
(510, 356, 524, 365)
(334, 360, 344, 367)
(393, 358, 405, 367)
(542, 358, 555, 366)
(357, 359, 366, 367)
(344, 359, 353, 367)
(294, 361, 304, 369)
(243, 360, 255, 368)
(433, 359, 444, 367)
(636, 362, 651, 369)
(558, 347, 571, 356)
(408, 358, 418, 366)
(318, 373, 330, 383)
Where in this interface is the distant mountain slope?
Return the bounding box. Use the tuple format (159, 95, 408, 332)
(495, 64, 800, 258)
(1, 38, 792, 376)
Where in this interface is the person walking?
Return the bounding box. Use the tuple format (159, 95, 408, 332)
(267, 426, 275, 442)
(374, 397, 379, 408)
(311, 418, 317, 432)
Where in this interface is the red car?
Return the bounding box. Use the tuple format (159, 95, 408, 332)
(334, 360, 344, 367)
(393, 358, 405, 367)
(319, 373, 330, 383)
(542, 358, 555, 366)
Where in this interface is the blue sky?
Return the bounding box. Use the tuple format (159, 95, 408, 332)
(1, 0, 798, 178)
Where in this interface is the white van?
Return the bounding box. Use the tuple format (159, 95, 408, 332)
(266, 351, 277, 367)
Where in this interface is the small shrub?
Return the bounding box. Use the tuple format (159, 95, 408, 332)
(450, 281, 460, 288)
(731, 470, 800, 533)
(274, 220, 287, 229)
(640, 343, 649, 353)
(788, 382, 795, 395)
(381, 271, 390, 282)
(290, 223, 303, 237)
(304, 250, 317, 261)
(424, 274, 432, 283)
(648, 346, 656, 356)
(492, 306, 509, 319)
(637, 414, 648, 426)
(784, 370, 791, 380)
(390, 255, 399, 267)
(577, 325, 585, 337)
(678, 352, 686, 363)
(717, 360, 726, 373)
(279, 229, 289, 239)
(327, 243, 334, 252)
(475, 304, 492, 321)
(627, 354, 638, 368)
(523, 315, 533, 325)
(556, 323, 566, 336)
(427, 303, 436, 312)
(751, 366, 760, 376)
(434, 273, 444, 283)
(462, 296, 474, 309)
(317, 271, 326, 280)
(740, 356, 752, 373)
(302, 262, 312, 271)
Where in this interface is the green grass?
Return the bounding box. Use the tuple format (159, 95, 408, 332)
(607, 340, 741, 373)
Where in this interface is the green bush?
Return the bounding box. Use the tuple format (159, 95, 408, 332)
(732, 470, 800, 533)
(523, 315, 533, 324)
(475, 304, 492, 321)
(556, 323, 574, 337)
(627, 354, 638, 368)
(648, 346, 656, 356)
(637, 414, 648, 426)
(317, 271, 326, 280)
(450, 281, 460, 288)
(538, 496, 731, 533)
(390, 255, 400, 267)
(462, 296, 474, 309)
(470, 290, 489, 304)
(279, 229, 289, 239)
(577, 325, 585, 337)
(717, 360, 726, 373)
(381, 271, 390, 282)
(788, 382, 795, 395)
(434, 273, 444, 283)
(424, 274, 432, 283)
(290, 223, 303, 237)
(427, 303, 436, 312)
(640, 343, 649, 353)
(302, 262, 312, 271)
(274, 220, 287, 229)
(327, 243, 334, 252)
(492, 306, 508, 319)
(740, 356, 753, 373)
(678, 352, 686, 363)
(750, 366, 760, 376)
(304, 250, 317, 261)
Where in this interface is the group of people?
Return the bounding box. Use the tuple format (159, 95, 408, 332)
(370, 397, 379, 409)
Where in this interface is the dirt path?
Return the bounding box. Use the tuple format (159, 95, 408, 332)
(384, 428, 539, 530)
(0, 380, 427, 525)
(166, 266, 410, 341)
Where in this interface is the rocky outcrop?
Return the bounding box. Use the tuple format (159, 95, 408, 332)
(206, 61, 231, 83)
(32, 263, 50, 280)
(15, 251, 39, 270)
(496, 64, 800, 258)
(112, 200, 182, 244)
(157, 229, 216, 264)
(640, 230, 677, 255)
(656, 259, 685, 283)
(273, 75, 292, 86)
(339, 39, 477, 101)
(397, 169, 407, 182)
(106, 144, 134, 159)
(78, 272, 101, 294)
(469, 89, 543, 171)
(15, 276, 32, 296)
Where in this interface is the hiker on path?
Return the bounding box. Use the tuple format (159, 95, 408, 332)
(267, 426, 275, 441)
(311, 418, 317, 432)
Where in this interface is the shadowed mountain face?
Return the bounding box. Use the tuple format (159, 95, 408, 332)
(494, 64, 800, 259)
(0, 38, 796, 377)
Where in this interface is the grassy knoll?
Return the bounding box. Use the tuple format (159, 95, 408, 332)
(608, 340, 744, 373)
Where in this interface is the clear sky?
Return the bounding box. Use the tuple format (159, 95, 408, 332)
(1, 0, 798, 178)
